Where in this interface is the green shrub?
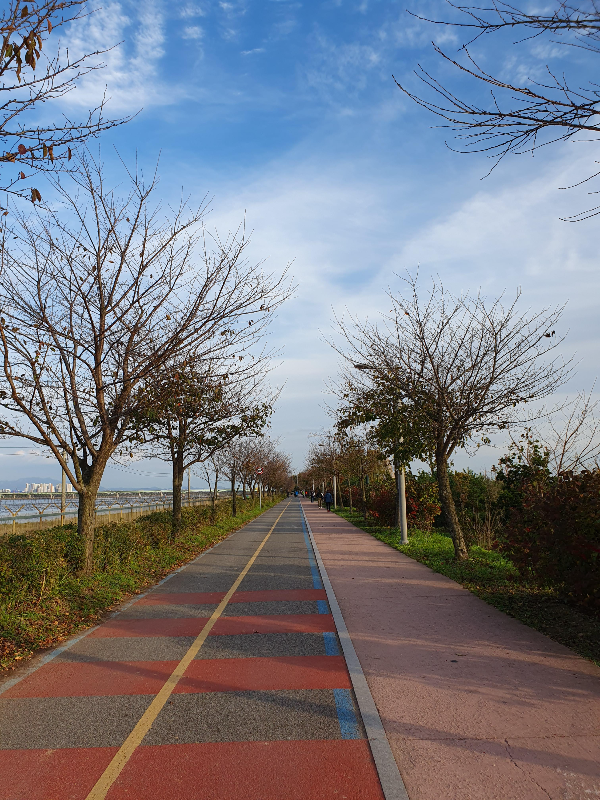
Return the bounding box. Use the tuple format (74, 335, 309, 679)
(0, 496, 279, 671)
(499, 470, 600, 611)
(449, 470, 503, 549)
(361, 471, 440, 530)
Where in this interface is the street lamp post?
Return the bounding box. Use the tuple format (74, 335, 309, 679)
(397, 463, 408, 545)
(61, 449, 66, 526)
(354, 362, 409, 544)
(318, 436, 338, 509)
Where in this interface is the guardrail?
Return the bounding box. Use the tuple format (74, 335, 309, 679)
(0, 495, 215, 537)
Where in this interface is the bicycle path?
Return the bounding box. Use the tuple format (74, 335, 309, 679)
(303, 500, 600, 800)
(0, 501, 388, 800)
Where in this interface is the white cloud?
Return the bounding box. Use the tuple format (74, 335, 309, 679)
(181, 139, 600, 470)
(242, 48, 266, 55)
(272, 18, 297, 37)
(56, 0, 182, 113)
(180, 3, 207, 18)
(182, 25, 205, 40)
(303, 32, 383, 101)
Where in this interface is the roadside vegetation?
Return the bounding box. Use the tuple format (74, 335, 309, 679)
(0, 496, 280, 673)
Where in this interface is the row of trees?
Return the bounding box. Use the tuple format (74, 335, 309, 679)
(200, 436, 292, 517)
(0, 155, 293, 571)
(303, 427, 600, 609)
(317, 274, 599, 561)
(0, 3, 294, 573)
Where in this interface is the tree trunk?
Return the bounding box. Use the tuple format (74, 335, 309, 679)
(242, 481, 247, 500)
(348, 478, 352, 513)
(78, 487, 99, 575)
(436, 449, 468, 560)
(172, 454, 184, 538)
(231, 471, 237, 517)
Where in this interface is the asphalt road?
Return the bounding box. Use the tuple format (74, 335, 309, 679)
(0, 500, 385, 800)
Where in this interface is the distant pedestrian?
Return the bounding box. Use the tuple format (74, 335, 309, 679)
(316, 490, 323, 508)
(324, 490, 333, 512)
(310, 491, 315, 503)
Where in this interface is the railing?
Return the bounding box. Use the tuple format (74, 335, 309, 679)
(0, 494, 213, 537)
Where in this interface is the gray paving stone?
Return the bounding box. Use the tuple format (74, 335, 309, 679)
(222, 601, 319, 616)
(57, 636, 196, 663)
(118, 603, 218, 619)
(0, 695, 150, 749)
(143, 690, 345, 745)
(194, 633, 329, 659)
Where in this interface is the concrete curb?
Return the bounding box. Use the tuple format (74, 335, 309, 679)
(301, 503, 410, 800)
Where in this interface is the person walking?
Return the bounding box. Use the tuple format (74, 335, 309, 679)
(316, 489, 323, 508)
(324, 489, 333, 512)
(310, 490, 315, 503)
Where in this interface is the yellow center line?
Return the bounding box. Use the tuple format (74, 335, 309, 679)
(86, 503, 290, 800)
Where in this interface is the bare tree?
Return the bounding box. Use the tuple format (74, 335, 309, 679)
(0, 0, 128, 204)
(238, 437, 290, 497)
(215, 435, 289, 512)
(333, 274, 571, 559)
(133, 356, 278, 536)
(530, 386, 600, 472)
(0, 153, 290, 572)
(215, 441, 241, 517)
(398, 1, 600, 218)
(304, 431, 387, 514)
(261, 446, 291, 495)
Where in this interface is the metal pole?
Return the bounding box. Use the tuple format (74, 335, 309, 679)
(333, 475, 337, 509)
(259, 481, 262, 510)
(187, 470, 191, 506)
(61, 450, 66, 526)
(399, 467, 408, 544)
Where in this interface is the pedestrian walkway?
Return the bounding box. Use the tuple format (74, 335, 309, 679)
(303, 500, 600, 800)
(0, 501, 387, 800)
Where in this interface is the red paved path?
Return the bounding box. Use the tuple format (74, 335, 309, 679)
(304, 500, 600, 800)
(0, 503, 385, 800)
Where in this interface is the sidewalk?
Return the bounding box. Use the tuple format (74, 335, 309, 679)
(302, 500, 600, 800)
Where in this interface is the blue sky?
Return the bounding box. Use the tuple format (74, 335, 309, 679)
(1, 0, 599, 488)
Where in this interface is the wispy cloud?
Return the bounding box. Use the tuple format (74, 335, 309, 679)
(182, 25, 204, 40)
(57, 0, 182, 113)
(242, 47, 265, 55)
(303, 32, 382, 102)
(180, 3, 207, 18)
(195, 138, 600, 467)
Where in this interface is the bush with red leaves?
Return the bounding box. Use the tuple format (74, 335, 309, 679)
(364, 473, 440, 531)
(499, 471, 600, 611)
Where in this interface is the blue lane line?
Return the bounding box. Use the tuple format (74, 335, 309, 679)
(333, 688, 361, 739)
(317, 599, 329, 614)
(299, 504, 323, 589)
(323, 631, 340, 656)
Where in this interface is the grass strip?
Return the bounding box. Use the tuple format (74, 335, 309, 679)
(335, 509, 600, 667)
(0, 497, 280, 673)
